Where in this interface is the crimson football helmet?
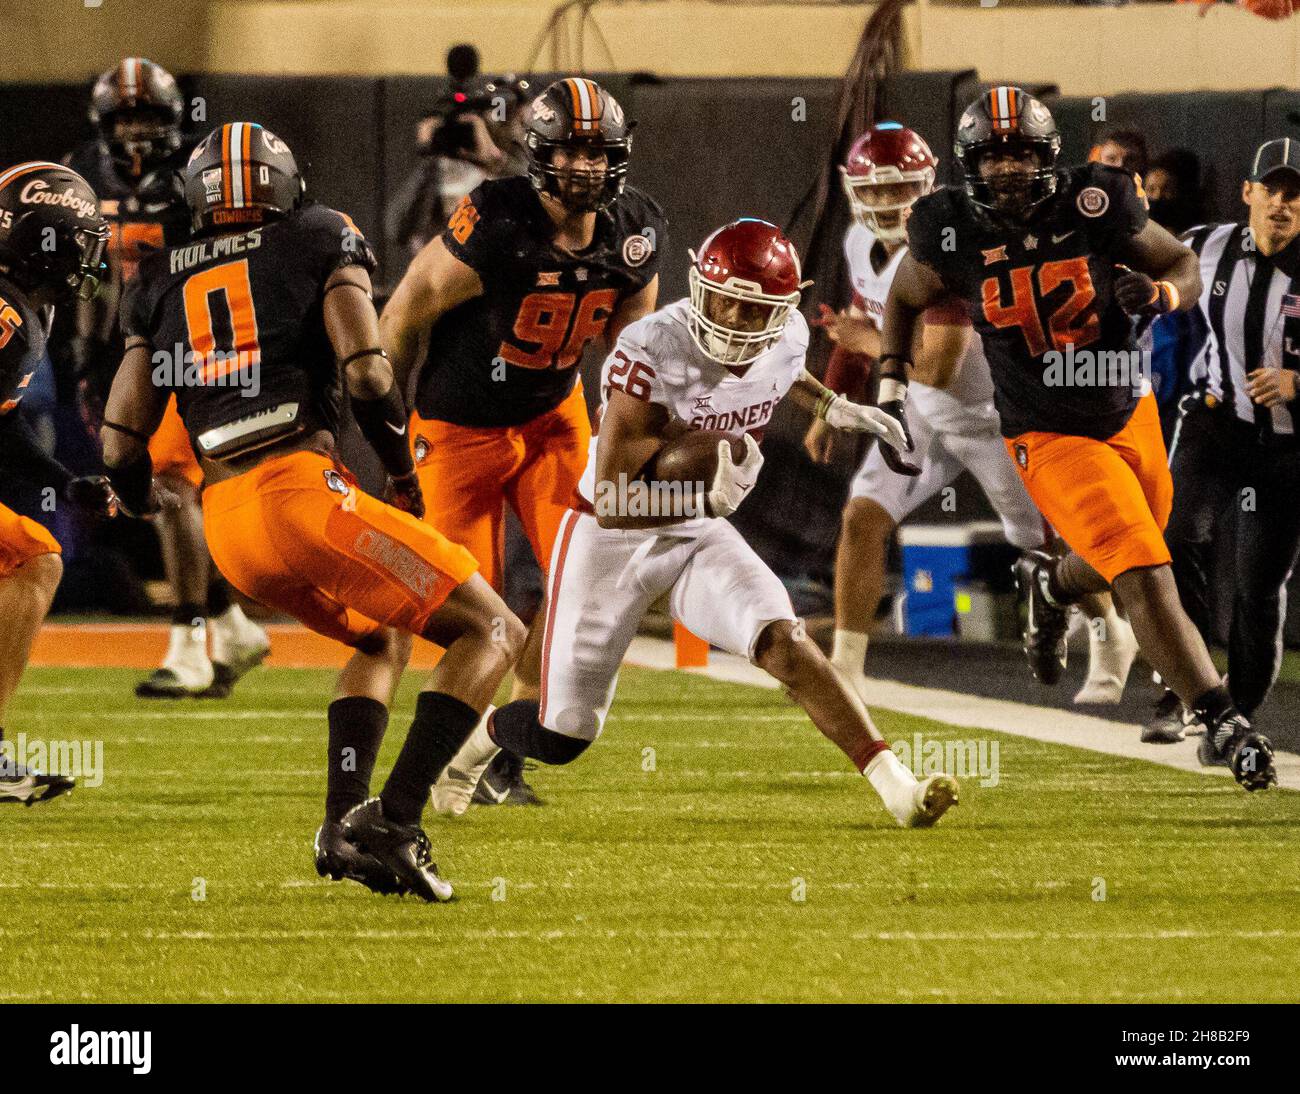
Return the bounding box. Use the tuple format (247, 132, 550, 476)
(840, 122, 937, 243)
(183, 123, 304, 235)
(89, 58, 185, 178)
(687, 219, 811, 366)
(0, 161, 109, 302)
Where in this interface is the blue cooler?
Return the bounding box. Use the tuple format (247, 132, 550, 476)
(897, 522, 1017, 637)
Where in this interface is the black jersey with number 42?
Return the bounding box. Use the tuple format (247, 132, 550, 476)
(121, 203, 376, 455)
(417, 175, 667, 428)
(907, 163, 1148, 440)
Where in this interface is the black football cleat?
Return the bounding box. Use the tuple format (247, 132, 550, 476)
(1142, 689, 1194, 744)
(204, 641, 271, 699)
(1012, 551, 1069, 686)
(313, 820, 406, 896)
(340, 798, 453, 902)
(472, 749, 545, 807)
(1198, 714, 1277, 792)
(0, 763, 75, 806)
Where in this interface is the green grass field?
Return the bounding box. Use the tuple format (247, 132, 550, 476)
(4, 664, 1298, 1002)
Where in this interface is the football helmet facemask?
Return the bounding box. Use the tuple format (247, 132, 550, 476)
(955, 86, 1061, 222)
(0, 162, 109, 303)
(183, 123, 304, 235)
(524, 78, 632, 213)
(841, 122, 938, 243)
(89, 58, 185, 180)
(687, 219, 811, 367)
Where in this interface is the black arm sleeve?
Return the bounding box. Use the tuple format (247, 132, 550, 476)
(351, 383, 416, 478)
(0, 410, 73, 493)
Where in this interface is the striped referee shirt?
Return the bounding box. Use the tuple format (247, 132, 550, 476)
(1183, 222, 1300, 444)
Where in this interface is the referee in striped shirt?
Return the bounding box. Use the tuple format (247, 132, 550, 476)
(1147, 138, 1300, 744)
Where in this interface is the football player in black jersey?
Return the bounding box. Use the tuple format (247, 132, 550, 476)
(100, 124, 527, 899)
(65, 57, 270, 699)
(0, 162, 117, 804)
(882, 87, 1275, 791)
(381, 77, 666, 808)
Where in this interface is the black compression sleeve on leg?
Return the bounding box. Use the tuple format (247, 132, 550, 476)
(206, 573, 233, 618)
(350, 382, 415, 479)
(326, 697, 389, 822)
(380, 690, 479, 825)
(487, 699, 591, 765)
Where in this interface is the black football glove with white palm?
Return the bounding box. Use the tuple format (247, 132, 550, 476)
(873, 376, 921, 477)
(1114, 265, 1176, 317)
(64, 475, 120, 518)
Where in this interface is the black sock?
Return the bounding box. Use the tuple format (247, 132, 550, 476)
(325, 697, 389, 822)
(206, 574, 233, 618)
(488, 700, 590, 765)
(172, 602, 204, 627)
(380, 691, 479, 825)
(1190, 684, 1236, 727)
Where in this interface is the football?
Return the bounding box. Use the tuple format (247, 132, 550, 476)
(648, 429, 747, 485)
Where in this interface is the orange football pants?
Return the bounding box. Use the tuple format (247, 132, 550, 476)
(148, 395, 203, 488)
(0, 501, 60, 580)
(1005, 393, 1173, 583)
(202, 450, 478, 647)
(410, 381, 592, 591)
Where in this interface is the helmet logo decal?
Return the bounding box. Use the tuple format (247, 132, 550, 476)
(18, 178, 98, 221)
(1076, 187, 1109, 218)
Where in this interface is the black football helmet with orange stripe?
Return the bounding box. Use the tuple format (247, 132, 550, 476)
(955, 86, 1061, 221)
(182, 122, 304, 235)
(89, 58, 185, 180)
(524, 78, 632, 213)
(0, 162, 109, 302)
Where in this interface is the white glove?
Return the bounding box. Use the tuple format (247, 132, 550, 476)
(705, 434, 763, 518)
(819, 392, 909, 454)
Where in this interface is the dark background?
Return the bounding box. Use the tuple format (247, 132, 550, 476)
(2, 72, 1298, 640)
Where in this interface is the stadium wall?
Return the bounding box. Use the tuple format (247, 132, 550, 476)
(8, 2, 1300, 89)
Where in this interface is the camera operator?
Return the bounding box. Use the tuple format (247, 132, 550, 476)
(386, 46, 530, 264)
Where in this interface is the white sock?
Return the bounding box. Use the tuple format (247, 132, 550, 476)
(455, 705, 499, 772)
(864, 747, 916, 812)
(831, 629, 870, 677)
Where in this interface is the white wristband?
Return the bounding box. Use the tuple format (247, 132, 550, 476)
(878, 378, 908, 405)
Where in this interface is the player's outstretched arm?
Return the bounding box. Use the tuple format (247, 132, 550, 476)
(790, 370, 909, 455)
(325, 265, 424, 518)
(100, 338, 169, 516)
(378, 235, 484, 400)
(1112, 220, 1202, 315)
(911, 315, 971, 391)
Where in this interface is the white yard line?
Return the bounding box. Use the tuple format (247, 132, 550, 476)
(624, 637, 1300, 793)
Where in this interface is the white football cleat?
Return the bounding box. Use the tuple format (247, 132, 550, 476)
(1073, 614, 1137, 705)
(865, 749, 959, 829)
(208, 604, 271, 696)
(136, 621, 214, 698)
(901, 774, 960, 828)
(430, 706, 498, 816)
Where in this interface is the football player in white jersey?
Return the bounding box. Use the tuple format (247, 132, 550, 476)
(803, 123, 1137, 705)
(430, 219, 958, 829)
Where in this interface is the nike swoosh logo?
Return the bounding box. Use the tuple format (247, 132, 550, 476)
(386, 421, 407, 435)
(1052, 231, 1075, 244)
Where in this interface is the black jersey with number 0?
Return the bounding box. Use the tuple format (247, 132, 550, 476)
(121, 203, 376, 453)
(416, 175, 666, 428)
(0, 274, 48, 421)
(907, 163, 1148, 440)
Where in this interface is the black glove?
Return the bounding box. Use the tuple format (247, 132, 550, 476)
(1114, 265, 1174, 316)
(876, 377, 921, 477)
(383, 470, 425, 519)
(64, 475, 120, 518)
